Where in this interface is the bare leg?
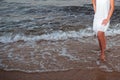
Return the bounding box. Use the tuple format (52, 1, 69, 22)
(97, 31, 106, 61)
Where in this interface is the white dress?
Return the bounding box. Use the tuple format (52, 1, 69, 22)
(93, 0, 110, 33)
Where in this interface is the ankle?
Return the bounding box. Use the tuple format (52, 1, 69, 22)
(101, 51, 105, 53)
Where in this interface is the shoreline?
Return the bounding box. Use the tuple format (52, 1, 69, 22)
(0, 37, 120, 76)
(0, 0, 120, 80)
(1, 68, 120, 80)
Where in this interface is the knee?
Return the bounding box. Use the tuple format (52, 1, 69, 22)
(97, 31, 104, 39)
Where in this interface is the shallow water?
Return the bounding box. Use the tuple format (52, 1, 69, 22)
(0, 0, 120, 73)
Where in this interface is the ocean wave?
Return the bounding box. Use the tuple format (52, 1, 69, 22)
(0, 24, 120, 43)
(0, 28, 93, 43)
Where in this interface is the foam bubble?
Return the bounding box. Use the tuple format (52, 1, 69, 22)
(106, 23, 120, 36)
(8, 52, 13, 58)
(0, 27, 94, 43)
(59, 47, 79, 60)
(0, 24, 120, 44)
(0, 23, 120, 43)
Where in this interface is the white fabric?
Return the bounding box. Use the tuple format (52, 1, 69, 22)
(93, 0, 110, 33)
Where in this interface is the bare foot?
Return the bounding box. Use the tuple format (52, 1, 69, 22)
(100, 54, 106, 61)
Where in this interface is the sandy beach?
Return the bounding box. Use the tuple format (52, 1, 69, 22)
(0, 37, 120, 80)
(1, 68, 120, 80)
(0, 0, 120, 80)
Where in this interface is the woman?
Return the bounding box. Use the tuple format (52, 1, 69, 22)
(92, 0, 114, 61)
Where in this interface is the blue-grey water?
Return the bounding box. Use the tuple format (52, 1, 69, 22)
(0, 0, 120, 73)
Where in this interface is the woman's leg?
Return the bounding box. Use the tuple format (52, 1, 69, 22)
(97, 31, 106, 61)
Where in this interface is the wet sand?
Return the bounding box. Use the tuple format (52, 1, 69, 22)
(1, 69, 120, 80)
(0, 36, 120, 80)
(0, 0, 120, 80)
